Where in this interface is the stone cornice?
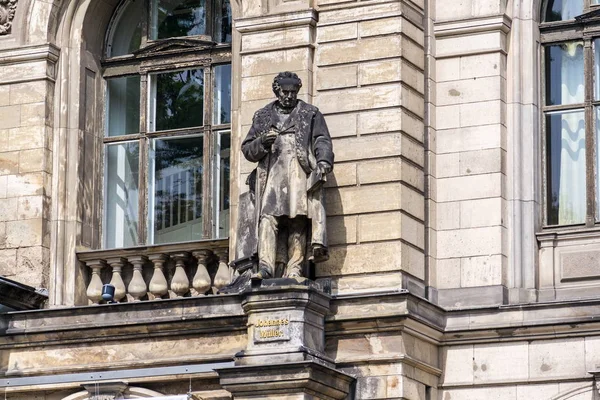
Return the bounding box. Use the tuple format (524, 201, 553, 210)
(0, 42, 59, 65)
(434, 14, 512, 38)
(234, 9, 317, 34)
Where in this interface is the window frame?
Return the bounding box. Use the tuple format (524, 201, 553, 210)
(101, 0, 232, 249)
(540, 0, 600, 228)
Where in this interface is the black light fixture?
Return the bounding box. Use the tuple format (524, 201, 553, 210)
(101, 284, 116, 304)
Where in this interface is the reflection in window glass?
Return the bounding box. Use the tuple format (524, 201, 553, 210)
(105, 142, 140, 248)
(151, 0, 205, 40)
(107, 76, 141, 136)
(546, 110, 586, 225)
(149, 136, 204, 244)
(151, 69, 204, 132)
(545, 42, 584, 106)
(215, 0, 232, 43)
(544, 0, 583, 21)
(213, 65, 231, 125)
(214, 132, 230, 238)
(109, 0, 143, 57)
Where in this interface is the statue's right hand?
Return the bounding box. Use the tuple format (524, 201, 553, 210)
(260, 130, 278, 147)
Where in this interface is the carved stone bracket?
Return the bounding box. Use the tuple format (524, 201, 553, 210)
(0, 0, 17, 35)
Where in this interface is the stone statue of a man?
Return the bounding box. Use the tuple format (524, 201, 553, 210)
(241, 71, 334, 279)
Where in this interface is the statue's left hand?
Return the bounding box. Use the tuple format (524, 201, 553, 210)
(318, 161, 332, 175)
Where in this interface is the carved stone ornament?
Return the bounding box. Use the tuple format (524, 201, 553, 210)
(0, 0, 17, 35)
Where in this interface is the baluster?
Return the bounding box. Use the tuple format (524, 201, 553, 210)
(192, 250, 212, 296)
(106, 257, 127, 302)
(213, 248, 230, 294)
(127, 255, 148, 301)
(170, 252, 190, 297)
(86, 260, 106, 305)
(148, 253, 169, 299)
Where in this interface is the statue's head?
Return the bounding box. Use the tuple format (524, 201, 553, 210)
(272, 71, 302, 109)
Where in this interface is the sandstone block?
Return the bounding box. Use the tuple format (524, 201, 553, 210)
(440, 345, 474, 385)
(0, 198, 18, 221)
(325, 112, 357, 138)
(241, 48, 312, 78)
(0, 61, 47, 84)
(435, 201, 460, 230)
(6, 172, 49, 197)
(358, 157, 424, 191)
(516, 384, 560, 400)
(0, 151, 19, 175)
(436, 58, 460, 82)
(437, 226, 504, 259)
(0, 248, 17, 277)
(15, 245, 50, 288)
(0, 176, 6, 198)
(0, 222, 5, 247)
(460, 52, 506, 80)
(435, 258, 461, 289)
(460, 148, 504, 176)
(361, 17, 424, 47)
(437, 173, 503, 202)
(437, 125, 504, 154)
(317, 23, 358, 43)
(319, 2, 404, 25)
(332, 133, 403, 163)
(359, 211, 424, 249)
(459, 197, 504, 228)
(0, 105, 21, 129)
(315, 83, 401, 114)
(0, 86, 9, 106)
(327, 215, 357, 245)
(326, 182, 402, 216)
(528, 338, 586, 379)
(317, 65, 358, 90)
(20, 102, 50, 127)
(10, 81, 49, 105)
(8, 126, 49, 151)
(317, 36, 405, 66)
(242, 26, 311, 52)
(326, 162, 357, 187)
(6, 219, 44, 247)
(437, 32, 505, 59)
(317, 241, 403, 277)
(436, 105, 460, 130)
(435, 152, 459, 178)
(17, 195, 44, 220)
(437, 76, 505, 106)
(461, 254, 504, 287)
(19, 148, 48, 173)
(357, 107, 424, 142)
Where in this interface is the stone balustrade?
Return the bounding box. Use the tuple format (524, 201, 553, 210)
(77, 239, 231, 304)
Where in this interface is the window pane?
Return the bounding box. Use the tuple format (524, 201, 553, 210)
(150, 69, 204, 132)
(546, 110, 586, 225)
(213, 64, 231, 125)
(149, 136, 204, 244)
(544, 0, 583, 21)
(214, 0, 232, 43)
(151, 0, 205, 40)
(545, 42, 584, 106)
(107, 76, 140, 136)
(108, 0, 143, 57)
(105, 142, 140, 248)
(214, 132, 230, 238)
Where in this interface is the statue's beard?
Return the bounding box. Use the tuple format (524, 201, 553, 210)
(277, 100, 296, 112)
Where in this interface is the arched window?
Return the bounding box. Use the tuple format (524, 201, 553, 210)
(541, 0, 600, 227)
(102, 0, 232, 248)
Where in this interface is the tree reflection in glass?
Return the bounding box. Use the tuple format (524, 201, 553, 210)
(150, 136, 204, 244)
(153, 69, 204, 131)
(151, 0, 206, 40)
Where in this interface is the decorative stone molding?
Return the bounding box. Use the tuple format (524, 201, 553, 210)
(82, 382, 128, 400)
(0, 0, 17, 35)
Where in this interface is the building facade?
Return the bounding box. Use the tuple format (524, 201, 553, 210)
(1, 0, 600, 398)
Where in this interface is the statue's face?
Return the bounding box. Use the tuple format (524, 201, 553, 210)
(276, 83, 299, 109)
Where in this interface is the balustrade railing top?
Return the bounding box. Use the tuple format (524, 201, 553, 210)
(77, 239, 231, 304)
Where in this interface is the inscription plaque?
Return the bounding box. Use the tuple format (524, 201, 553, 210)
(254, 316, 291, 343)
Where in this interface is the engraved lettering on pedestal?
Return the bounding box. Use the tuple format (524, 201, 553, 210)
(0, 0, 17, 35)
(254, 315, 291, 343)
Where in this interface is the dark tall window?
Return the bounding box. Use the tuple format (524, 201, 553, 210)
(103, 0, 231, 248)
(542, 0, 600, 226)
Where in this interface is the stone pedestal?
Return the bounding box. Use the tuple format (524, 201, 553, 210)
(217, 280, 354, 399)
